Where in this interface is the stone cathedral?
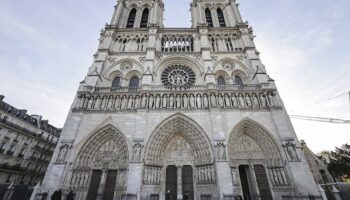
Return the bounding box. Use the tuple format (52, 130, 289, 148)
(38, 0, 322, 199)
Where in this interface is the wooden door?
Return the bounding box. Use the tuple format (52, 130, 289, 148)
(86, 170, 102, 200)
(165, 165, 177, 200)
(103, 170, 118, 200)
(254, 165, 272, 200)
(182, 165, 194, 200)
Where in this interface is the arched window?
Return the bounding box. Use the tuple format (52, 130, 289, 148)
(217, 76, 226, 85)
(112, 77, 121, 88)
(205, 8, 213, 27)
(126, 8, 137, 28)
(140, 8, 149, 28)
(235, 75, 243, 85)
(129, 76, 139, 92)
(217, 8, 226, 27)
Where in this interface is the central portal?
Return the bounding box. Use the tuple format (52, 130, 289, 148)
(142, 114, 217, 199)
(165, 165, 194, 200)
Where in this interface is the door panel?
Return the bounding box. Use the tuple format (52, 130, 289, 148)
(254, 165, 272, 200)
(165, 165, 177, 200)
(182, 165, 194, 200)
(239, 165, 251, 200)
(86, 170, 102, 200)
(103, 170, 118, 200)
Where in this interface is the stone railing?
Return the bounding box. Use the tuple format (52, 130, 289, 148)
(80, 84, 268, 93)
(160, 29, 197, 53)
(74, 84, 281, 112)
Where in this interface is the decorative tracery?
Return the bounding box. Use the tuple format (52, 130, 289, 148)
(161, 65, 196, 88)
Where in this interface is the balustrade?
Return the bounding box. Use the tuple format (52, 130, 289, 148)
(74, 85, 280, 112)
(161, 31, 195, 52)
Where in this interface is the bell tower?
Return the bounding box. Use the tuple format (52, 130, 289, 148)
(191, 0, 243, 28)
(110, 0, 164, 28)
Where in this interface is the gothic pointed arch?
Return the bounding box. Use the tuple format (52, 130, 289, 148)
(228, 119, 283, 166)
(126, 8, 137, 28)
(205, 8, 213, 27)
(74, 124, 129, 170)
(144, 114, 214, 166)
(140, 8, 149, 28)
(217, 8, 226, 27)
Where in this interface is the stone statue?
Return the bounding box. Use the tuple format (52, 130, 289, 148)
(87, 97, 94, 109)
(217, 94, 224, 108)
(117, 171, 125, 186)
(210, 93, 217, 107)
(141, 94, 147, 108)
(251, 94, 259, 108)
(94, 97, 101, 109)
(101, 96, 107, 109)
(176, 94, 181, 108)
(183, 94, 188, 108)
(57, 144, 69, 162)
(133, 143, 143, 162)
(267, 92, 275, 106)
(216, 143, 226, 160)
(203, 94, 209, 108)
(127, 96, 134, 109)
(189, 94, 195, 108)
(259, 93, 267, 107)
(114, 96, 121, 109)
(238, 94, 245, 108)
(196, 94, 201, 108)
(135, 96, 141, 109)
(162, 94, 168, 108)
(285, 142, 299, 161)
(155, 95, 161, 109)
(169, 94, 174, 108)
(148, 95, 154, 109)
(231, 93, 238, 107)
(121, 96, 127, 109)
(107, 96, 114, 110)
(224, 94, 231, 108)
(245, 94, 252, 107)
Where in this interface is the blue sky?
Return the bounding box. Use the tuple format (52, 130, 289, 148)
(0, 0, 349, 152)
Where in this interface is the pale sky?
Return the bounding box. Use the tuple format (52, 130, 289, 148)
(0, 0, 349, 153)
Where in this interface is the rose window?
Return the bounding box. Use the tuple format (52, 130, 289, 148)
(161, 65, 196, 87)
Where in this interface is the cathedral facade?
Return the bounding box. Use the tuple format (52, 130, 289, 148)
(38, 0, 322, 199)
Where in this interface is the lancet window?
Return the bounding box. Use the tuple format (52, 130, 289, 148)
(217, 8, 226, 27)
(129, 76, 139, 92)
(235, 75, 243, 85)
(112, 77, 121, 88)
(140, 8, 149, 28)
(217, 76, 226, 85)
(205, 8, 213, 27)
(126, 8, 137, 28)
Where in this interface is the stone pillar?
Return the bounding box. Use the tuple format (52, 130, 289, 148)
(177, 166, 183, 200)
(249, 165, 260, 199)
(97, 170, 108, 200)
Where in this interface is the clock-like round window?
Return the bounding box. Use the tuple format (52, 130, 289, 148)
(161, 65, 196, 87)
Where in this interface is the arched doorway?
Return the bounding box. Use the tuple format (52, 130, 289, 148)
(69, 125, 129, 200)
(228, 119, 289, 200)
(143, 114, 216, 199)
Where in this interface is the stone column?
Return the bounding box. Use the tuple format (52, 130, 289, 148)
(177, 166, 183, 200)
(97, 169, 108, 200)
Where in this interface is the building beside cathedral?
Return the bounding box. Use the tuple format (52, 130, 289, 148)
(35, 0, 323, 199)
(0, 95, 60, 189)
